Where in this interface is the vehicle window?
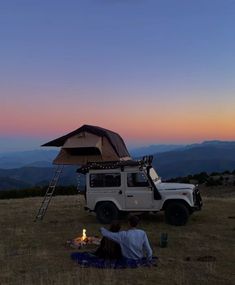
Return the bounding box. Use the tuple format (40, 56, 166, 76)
(127, 172, 150, 187)
(90, 173, 121, 188)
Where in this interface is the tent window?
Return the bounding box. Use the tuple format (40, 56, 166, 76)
(65, 147, 101, 156)
(90, 173, 121, 188)
(127, 172, 150, 187)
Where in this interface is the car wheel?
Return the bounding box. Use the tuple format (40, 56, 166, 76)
(165, 202, 189, 226)
(96, 202, 119, 224)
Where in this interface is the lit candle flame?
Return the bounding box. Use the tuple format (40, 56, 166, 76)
(81, 229, 87, 241)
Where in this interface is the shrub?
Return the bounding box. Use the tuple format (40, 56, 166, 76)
(193, 172, 209, 184)
(206, 177, 223, 187)
(0, 186, 78, 200)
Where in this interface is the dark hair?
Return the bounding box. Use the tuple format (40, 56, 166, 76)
(128, 215, 140, 227)
(109, 220, 121, 232)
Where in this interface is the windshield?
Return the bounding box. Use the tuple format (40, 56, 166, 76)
(149, 167, 159, 182)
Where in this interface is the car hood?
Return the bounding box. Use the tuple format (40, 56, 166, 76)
(155, 182, 195, 191)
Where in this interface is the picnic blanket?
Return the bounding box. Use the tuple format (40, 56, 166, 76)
(71, 252, 158, 268)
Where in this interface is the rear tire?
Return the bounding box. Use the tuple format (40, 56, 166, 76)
(96, 202, 119, 224)
(165, 202, 189, 226)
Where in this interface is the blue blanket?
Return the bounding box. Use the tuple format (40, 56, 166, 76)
(71, 252, 158, 268)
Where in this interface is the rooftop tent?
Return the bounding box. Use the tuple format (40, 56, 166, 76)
(42, 125, 131, 165)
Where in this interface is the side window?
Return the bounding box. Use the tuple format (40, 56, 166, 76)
(90, 173, 121, 188)
(127, 172, 150, 187)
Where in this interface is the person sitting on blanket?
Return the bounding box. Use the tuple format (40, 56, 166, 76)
(95, 220, 122, 259)
(100, 215, 152, 261)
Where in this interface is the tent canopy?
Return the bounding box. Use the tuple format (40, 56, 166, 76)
(42, 125, 131, 165)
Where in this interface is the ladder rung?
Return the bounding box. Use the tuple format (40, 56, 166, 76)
(35, 165, 64, 221)
(47, 188, 54, 192)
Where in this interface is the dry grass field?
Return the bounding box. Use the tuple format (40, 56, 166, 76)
(0, 189, 235, 285)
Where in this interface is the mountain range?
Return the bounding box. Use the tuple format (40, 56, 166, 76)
(0, 140, 235, 190)
(152, 141, 235, 179)
(0, 150, 58, 169)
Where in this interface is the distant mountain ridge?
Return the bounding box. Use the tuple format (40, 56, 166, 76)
(130, 144, 185, 157)
(0, 150, 58, 169)
(153, 141, 235, 179)
(1, 140, 235, 190)
(1, 141, 235, 169)
(0, 166, 78, 191)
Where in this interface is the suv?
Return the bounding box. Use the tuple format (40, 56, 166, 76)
(77, 156, 202, 226)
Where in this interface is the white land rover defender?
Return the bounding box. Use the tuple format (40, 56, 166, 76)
(77, 156, 202, 226)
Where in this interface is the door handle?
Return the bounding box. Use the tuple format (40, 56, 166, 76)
(119, 190, 122, 195)
(127, 195, 133, 197)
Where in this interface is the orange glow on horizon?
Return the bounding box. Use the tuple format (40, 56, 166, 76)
(1, 91, 235, 143)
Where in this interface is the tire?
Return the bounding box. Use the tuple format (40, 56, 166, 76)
(96, 202, 119, 224)
(165, 202, 189, 226)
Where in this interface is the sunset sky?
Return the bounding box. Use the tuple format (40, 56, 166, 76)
(1, 0, 235, 152)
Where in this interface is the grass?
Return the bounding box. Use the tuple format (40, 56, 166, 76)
(0, 191, 235, 285)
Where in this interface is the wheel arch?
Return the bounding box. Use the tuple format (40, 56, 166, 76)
(162, 199, 191, 211)
(95, 200, 121, 212)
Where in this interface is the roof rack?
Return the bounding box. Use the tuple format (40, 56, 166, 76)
(77, 155, 153, 174)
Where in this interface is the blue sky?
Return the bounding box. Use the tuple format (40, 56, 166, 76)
(0, 0, 235, 152)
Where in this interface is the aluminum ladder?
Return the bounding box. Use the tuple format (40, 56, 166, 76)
(35, 165, 64, 221)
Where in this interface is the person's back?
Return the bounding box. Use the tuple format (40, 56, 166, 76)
(95, 221, 122, 259)
(100, 216, 152, 260)
(95, 237, 122, 259)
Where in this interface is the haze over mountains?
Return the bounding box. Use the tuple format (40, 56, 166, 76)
(129, 144, 186, 157)
(1, 141, 235, 190)
(0, 150, 58, 169)
(152, 141, 235, 179)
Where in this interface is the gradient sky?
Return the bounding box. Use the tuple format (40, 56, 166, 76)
(1, 0, 235, 151)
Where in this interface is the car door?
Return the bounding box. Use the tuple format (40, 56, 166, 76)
(124, 171, 153, 210)
(87, 171, 124, 209)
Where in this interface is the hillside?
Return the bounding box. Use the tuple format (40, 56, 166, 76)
(0, 192, 234, 285)
(153, 141, 235, 179)
(0, 150, 58, 169)
(0, 166, 78, 191)
(129, 144, 185, 157)
(1, 141, 235, 190)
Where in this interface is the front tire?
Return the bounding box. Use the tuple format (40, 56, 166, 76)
(165, 202, 189, 226)
(96, 202, 119, 224)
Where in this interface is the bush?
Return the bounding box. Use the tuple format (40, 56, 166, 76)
(210, 172, 220, 176)
(0, 186, 78, 199)
(192, 172, 209, 184)
(206, 177, 223, 187)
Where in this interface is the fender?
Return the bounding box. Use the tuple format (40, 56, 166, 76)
(161, 198, 192, 211)
(92, 198, 122, 211)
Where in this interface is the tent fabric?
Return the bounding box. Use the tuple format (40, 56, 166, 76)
(42, 125, 130, 157)
(53, 136, 121, 164)
(62, 132, 102, 149)
(42, 125, 131, 164)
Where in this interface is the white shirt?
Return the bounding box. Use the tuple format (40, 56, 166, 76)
(100, 227, 152, 260)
